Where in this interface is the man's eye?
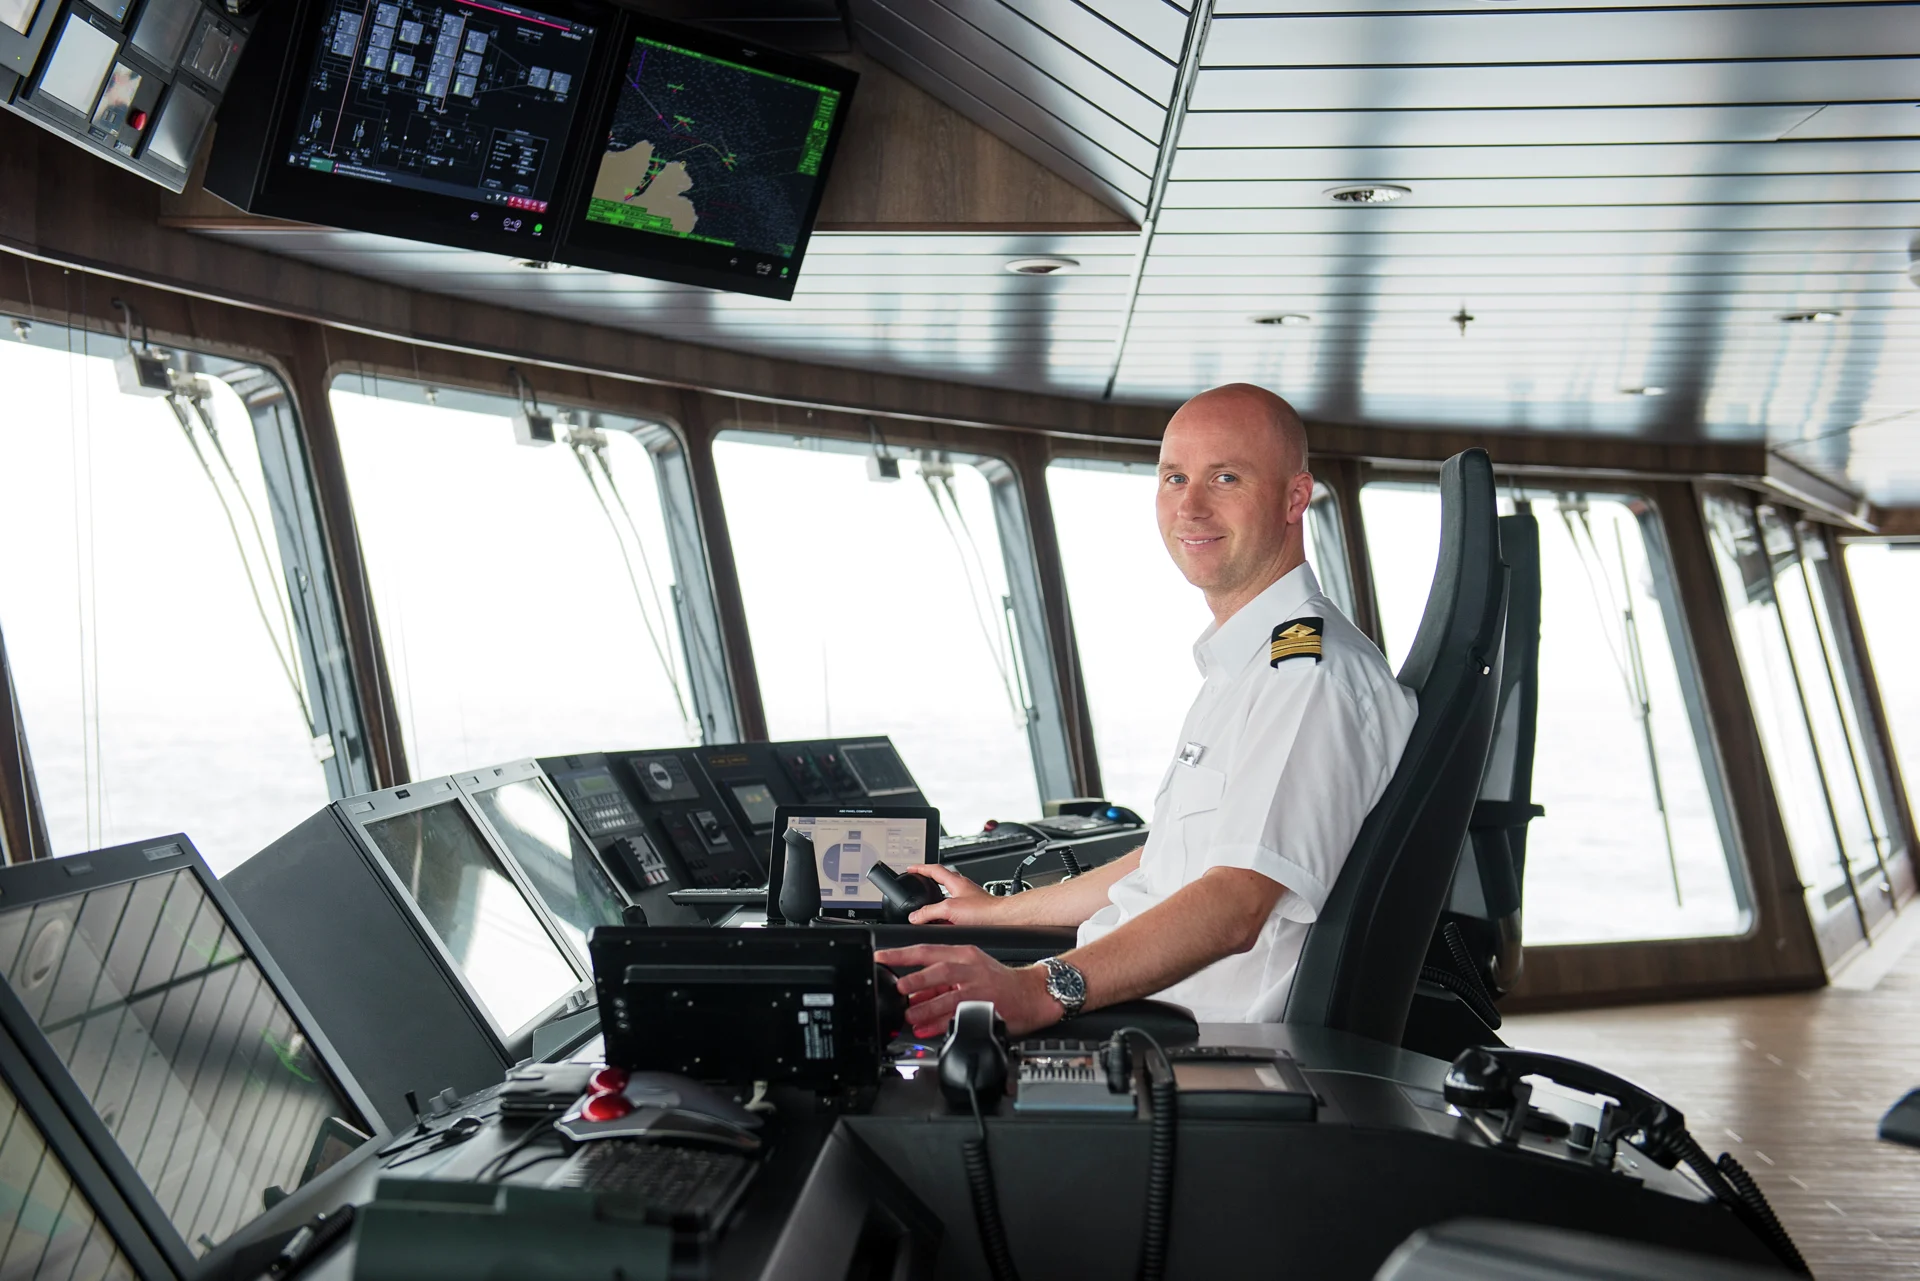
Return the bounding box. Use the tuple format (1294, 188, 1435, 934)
(1164, 473, 1187, 486)
(1215, 472, 1239, 484)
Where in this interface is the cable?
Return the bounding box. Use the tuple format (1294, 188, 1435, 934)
(1113, 1028, 1176, 1281)
(1662, 1133, 1809, 1275)
(570, 441, 691, 726)
(474, 1118, 558, 1184)
(1425, 920, 1503, 1030)
(963, 1083, 1021, 1281)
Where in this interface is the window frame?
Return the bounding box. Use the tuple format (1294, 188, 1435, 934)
(1704, 488, 1913, 957)
(0, 317, 372, 858)
(713, 428, 1078, 808)
(324, 371, 739, 753)
(1362, 469, 1756, 942)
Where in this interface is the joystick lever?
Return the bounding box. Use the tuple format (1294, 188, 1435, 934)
(868, 862, 944, 924)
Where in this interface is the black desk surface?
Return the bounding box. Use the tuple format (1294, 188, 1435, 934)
(226, 1023, 1778, 1281)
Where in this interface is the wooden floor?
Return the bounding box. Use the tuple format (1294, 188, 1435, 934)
(1507, 920, 1920, 1280)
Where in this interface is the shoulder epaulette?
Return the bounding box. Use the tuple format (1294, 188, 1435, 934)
(1270, 616, 1324, 666)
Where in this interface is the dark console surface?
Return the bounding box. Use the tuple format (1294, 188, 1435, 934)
(217, 1020, 1781, 1281)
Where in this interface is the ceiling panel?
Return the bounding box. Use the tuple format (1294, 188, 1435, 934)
(1178, 105, 1834, 148)
(853, 27, 1149, 211)
(1171, 141, 1920, 181)
(995, 0, 1178, 102)
(854, 0, 1162, 169)
(1189, 61, 1920, 113)
(1203, 7, 1917, 67)
(213, 0, 1920, 505)
(1163, 174, 1920, 208)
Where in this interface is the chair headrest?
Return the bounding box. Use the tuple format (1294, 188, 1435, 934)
(1398, 448, 1502, 695)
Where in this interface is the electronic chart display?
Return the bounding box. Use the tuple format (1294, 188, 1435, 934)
(556, 16, 856, 298)
(466, 774, 625, 955)
(785, 810, 933, 916)
(360, 800, 581, 1036)
(269, 0, 606, 254)
(0, 867, 371, 1258)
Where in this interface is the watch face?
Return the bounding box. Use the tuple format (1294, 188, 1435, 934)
(1048, 959, 1087, 1005)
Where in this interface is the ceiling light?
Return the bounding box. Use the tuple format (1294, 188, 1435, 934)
(1324, 184, 1411, 205)
(1251, 313, 1312, 326)
(1778, 310, 1841, 323)
(1005, 257, 1079, 276)
(1620, 386, 1666, 397)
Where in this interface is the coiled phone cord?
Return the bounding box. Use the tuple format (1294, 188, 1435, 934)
(1419, 921, 1503, 1030)
(1114, 1028, 1177, 1281)
(1666, 1132, 1810, 1275)
(964, 1084, 1022, 1281)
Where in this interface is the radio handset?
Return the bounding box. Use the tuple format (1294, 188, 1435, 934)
(1445, 1047, 1810, 1275)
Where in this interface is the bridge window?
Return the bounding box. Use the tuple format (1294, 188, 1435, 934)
(1842, 541, 1920, 833)
(713, 435, 1041, 833)
(1363, 482, 1747, 945)
(1045, 459, 1350, 816)
(1706, 495, 1905, 948)
(0, 323, 330, 873)
(329, 378, 702, 777)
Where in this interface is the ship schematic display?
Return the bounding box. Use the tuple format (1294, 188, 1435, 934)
(587, 35, 841, 267)
(287, 0, 597, 214)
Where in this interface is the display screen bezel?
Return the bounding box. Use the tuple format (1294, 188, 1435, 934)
(255, 0, 617, 258)
(0, 838, 385, 1281)
(767, 804, 939, 922)
(550, 6, 857, 300)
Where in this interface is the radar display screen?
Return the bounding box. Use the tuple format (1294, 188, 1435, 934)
(285, 0, 597, 219)
(586, 35, 838, 262)
(555, 18, 855, 299)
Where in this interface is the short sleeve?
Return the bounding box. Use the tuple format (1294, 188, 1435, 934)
(1196, 663, 1394, 924)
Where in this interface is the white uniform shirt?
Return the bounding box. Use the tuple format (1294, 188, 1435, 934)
(1077, 563, 1418, 1023)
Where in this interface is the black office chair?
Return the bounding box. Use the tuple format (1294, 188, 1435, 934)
(1404, 510, 1544, 1060)
(1283, 448, 1509, 1049)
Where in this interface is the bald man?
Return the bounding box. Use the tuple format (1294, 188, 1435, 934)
(875, 384, 1418, 1036)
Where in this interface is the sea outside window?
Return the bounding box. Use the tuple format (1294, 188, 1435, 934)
(1045, 460, 1350, 817)
(329, 378, 700, 777)
(1705, 494, 1904, 944)
(713, 436, 1039, 834)
(0, 323, 329, 874)
(1842, 541, 1920, 826)
(1362, 482, 1746, 944)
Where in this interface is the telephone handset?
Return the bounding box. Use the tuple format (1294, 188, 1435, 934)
(1445, 1047, 1810, 1275)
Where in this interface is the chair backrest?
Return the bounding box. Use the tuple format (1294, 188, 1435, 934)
(1283, 448, 1508, 1045)
(1440, 510, 1543, 995)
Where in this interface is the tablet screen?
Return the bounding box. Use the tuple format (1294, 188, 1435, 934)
(783, 810, 933, 914)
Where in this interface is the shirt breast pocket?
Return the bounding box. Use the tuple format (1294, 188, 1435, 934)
(1166, 764, 1226, 877)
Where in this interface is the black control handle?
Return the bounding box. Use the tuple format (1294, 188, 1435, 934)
(868, 862, 944, 924)
(777, 829, 820, 924)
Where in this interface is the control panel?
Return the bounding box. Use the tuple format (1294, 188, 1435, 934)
(697, 736, 930, 852)
(540, 748, 763, 909)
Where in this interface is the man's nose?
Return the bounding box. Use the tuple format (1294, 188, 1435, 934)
(1176, 485, 1211, 521)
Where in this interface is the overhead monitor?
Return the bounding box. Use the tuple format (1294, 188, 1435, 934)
(456, 759, 628, 958)
(552, 12, 857, 298)
(255, 0, 613, 255)
(354, 791, 583, 1037)
(0, 837, 376, 1275)
(773, 805, 937, 920)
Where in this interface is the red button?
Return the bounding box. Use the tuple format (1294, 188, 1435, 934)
(581, 1093, 633, 1123)
(127, 109, 147, 131)
(589, 1066, 629, 1094)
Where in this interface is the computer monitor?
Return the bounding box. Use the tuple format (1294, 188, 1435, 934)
(770, 805, 938, 922)
(212, 0, 616, 257)
(0, 1025, 174, 1281)
(551, 10, 858, 298)
(351, 781, 585, 1038)
(454, 758, 629, 958)
(225, 779, 597, 1133)
(0, 836, 377, 1277)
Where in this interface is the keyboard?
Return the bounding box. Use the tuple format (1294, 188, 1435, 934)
(546, 1139, 757, 1235)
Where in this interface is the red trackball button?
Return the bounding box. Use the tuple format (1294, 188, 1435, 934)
(589, 1066, 629, 1094)
(582, 1093, 633, 1123)
(127, 109, 147, 130)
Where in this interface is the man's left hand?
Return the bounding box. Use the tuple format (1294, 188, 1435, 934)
(874, 944, 1063, 1040)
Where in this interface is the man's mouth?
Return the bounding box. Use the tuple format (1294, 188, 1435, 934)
(1178, 535, 1224, 547)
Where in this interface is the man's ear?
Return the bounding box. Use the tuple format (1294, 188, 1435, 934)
(1290, 470, 1315, 522)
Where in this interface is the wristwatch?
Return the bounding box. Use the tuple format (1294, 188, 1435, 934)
(1036, 956, 1088, 1019)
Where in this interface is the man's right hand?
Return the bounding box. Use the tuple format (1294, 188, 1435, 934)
(901, 865, 1004, 926)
